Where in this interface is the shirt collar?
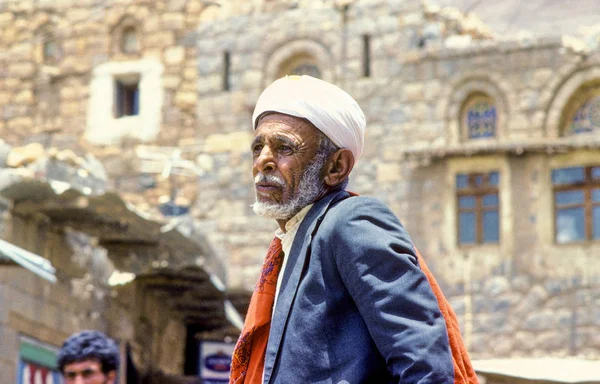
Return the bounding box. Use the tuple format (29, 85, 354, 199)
(275, 204, 314, 240)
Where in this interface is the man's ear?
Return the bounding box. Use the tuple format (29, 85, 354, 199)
(323, 148, 354, 188)
(107, 370, 117, 384)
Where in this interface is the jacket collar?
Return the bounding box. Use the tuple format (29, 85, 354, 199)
(262, 189, 349, 383)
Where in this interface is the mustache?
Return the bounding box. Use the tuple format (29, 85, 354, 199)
(254, 173, 285, 186)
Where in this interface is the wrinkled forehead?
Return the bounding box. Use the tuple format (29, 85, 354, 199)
(255, 112, 317, 131)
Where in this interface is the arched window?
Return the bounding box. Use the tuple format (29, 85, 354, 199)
(111, 16, 139, 56)
(37, 24, 61, 64)
(277, 53, 322, 79)
(289, 63, 321, 78)
(564, 83, 600, 135)
(121, 26, 139, 54)
(462, 94, 497, 140)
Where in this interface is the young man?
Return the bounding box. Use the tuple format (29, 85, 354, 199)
(230, 75, 478, 383)
(58, 330, 119, 384)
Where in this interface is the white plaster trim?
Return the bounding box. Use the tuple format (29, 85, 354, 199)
(86, 58, 164, 145)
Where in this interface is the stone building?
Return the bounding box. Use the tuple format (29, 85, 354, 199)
(191, 0, 600, 361)
(1, 0, 600, 380)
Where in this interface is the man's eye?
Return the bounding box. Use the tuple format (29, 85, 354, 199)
(279, 145, 292, 152)
(252, 144, 263, 154)
(82, 369, 95, 378)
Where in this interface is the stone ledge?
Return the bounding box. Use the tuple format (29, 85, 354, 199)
(402, 136, 600, 164)
(474, 358, 600, 383)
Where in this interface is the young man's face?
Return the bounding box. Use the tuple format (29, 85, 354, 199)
(62, 359, 116, 384)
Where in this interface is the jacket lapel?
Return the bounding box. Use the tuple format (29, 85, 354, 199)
(262, 190, 348, 383)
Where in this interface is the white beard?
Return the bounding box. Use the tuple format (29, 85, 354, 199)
(252, 153, 327, 220)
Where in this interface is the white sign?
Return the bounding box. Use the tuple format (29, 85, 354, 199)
(200, 340, 235, 384)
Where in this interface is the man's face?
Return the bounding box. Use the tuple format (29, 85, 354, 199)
(62, 359, 116, 384)
(251, 113, 325, 220)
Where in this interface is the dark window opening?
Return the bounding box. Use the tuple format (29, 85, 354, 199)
(43, 39, 60, 62)
(121, 26, 138, 54)
(115, 78, 140, 118)
(552, 165, 600, 243)
(223, 51, 231, 91)
(362, 34, 371, 77)
(456, 171, 500, 245)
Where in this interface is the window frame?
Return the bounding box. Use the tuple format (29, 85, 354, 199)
(552, 165, 600, 244)
(456, 171, 501, 246)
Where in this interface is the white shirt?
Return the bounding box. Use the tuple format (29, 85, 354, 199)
(272, 203, 314, 314)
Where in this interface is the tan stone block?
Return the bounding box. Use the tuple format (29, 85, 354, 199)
(66, 8, 89, 22)
(231, 92, 249, 114)
(376, 163, 401, 183)
(532, 68, 553, 88)
(6, 142, 43, 167)
(412, 103, 429, 122)
(229, 131, 253, 153)
(0, 92, 12, 104)
(2, 27, 17, 44)
(199, 5, 220, 22)
(164, 46, 185, 65)
(5, 78, 20, 88)
(60, 101, 81, 117)
(163, 75, 181, 89)
(144, 48, 163, 60)
(7, 117, 33, 130)
(196, 154, 214, 171)
(204, 134, 231, 153)
(14, 89, 33, 104)
(404, 83, 424, 102)
(510, 114, 529, 131)
(162, 13, 184, 30)
(0, 12, 14, 25)
(183, 67, 196, 80)
(31, 13, 49, 29)
(144, 31, 175, 48)
(185, 0, 204, 14)
(60, 86, 77, 100)
(144, 15, 161, 32)
(8, 62, 35, 78)
(175, 91, 197, 107)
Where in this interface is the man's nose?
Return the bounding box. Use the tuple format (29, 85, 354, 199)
(254, 146, 276, 173)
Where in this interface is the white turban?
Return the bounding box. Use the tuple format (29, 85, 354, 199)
(252, 75, 366, 161)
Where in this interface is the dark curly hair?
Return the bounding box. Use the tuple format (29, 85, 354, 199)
(57, 330, 119, 374)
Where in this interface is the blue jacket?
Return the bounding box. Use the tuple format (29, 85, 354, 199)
(262, 190, 455, 383)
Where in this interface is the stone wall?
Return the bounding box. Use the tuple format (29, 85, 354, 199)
(0, 0, 230, 218)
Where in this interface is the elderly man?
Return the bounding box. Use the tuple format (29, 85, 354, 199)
(58, 330, 119, 384)
(230, 75, 477, 384)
